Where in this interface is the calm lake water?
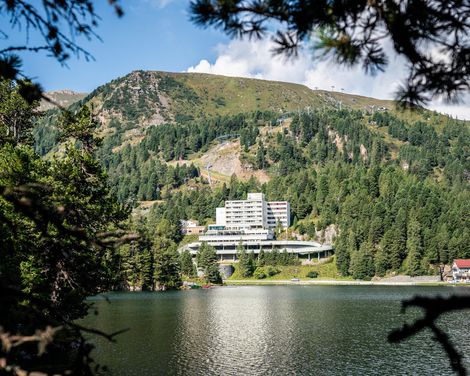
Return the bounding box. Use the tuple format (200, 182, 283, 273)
(83, 286, 470, 375)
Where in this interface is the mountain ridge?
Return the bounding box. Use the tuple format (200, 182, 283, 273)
(39, 89, 87, 111)
(60, 70, 435, 152)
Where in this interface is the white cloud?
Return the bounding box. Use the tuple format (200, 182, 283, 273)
(428, 95, 470, 120)
(141, 0, 175, 9)
(187, 39, 311, 83)
(186, 37, 470, 120)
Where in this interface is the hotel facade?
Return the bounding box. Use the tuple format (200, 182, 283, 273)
(217, 193, 290, 230)
(180, 193, 333, 261)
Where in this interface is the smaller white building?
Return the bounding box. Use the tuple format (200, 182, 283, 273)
(452, 259, 470, 282)
(180, 219, 205, 235)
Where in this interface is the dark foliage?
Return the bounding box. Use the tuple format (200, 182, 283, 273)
(0, 82, 132, 374)
(389, 296, 470, 376)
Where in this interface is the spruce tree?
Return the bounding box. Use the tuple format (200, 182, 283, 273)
(389, 208, 408, 270)
(256, 140, 267, 170)
(196, 242, 222, 284)
(153, 247, 182, 290)
(349, 242, 375, 280)
(334, 234, 350, 276)
(374, 247, 390, 277)
(206, 263, 223, 284)
(180, 249, 196, 277)
(258, 249, 266, 267)
(237, 243, 255, 277)
(405, 215, 424, 276)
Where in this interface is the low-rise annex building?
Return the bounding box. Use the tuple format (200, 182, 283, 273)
(180, 220, 206, 235)
(451, 259, 470, 282)
(179, 193, 333, 261)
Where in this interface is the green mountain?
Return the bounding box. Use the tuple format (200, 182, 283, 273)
(66, 70, 404, 145)
(35, 70, 469, 195)
(37, 70, 457, 171)
(33, 70, 470, 278)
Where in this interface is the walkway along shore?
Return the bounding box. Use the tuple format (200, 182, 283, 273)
(224, 275, 469, 286)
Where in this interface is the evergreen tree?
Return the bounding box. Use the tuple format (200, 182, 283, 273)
(237, 243, 255, 277)
(196, 242, 222, 284)
(349, 242, 375, 280)
(405, 215, 424, 276)
(258, 249, 266, 267)
(389, 208, 408, 270)
(334, 234, 350, 276)
(1, 101, 128, 373)
(374, 247, 390, 277)
(256, 140, 267, 169)
(180, 249, 196, 277)
(206, 262, 223, 284)
(153, 246, 182, 290)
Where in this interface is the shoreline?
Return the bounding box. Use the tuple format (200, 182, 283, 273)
(223, 279, 467, 286)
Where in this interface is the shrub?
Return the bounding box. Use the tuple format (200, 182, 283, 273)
(266, 266, 280, 277)
(307, 271, 319, 278)
(253, 268, 267, 279)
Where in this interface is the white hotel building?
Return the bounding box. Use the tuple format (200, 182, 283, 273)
(181, 193, 333, 261)
(216, 193, 290, 230)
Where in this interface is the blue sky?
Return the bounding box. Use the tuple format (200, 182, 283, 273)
(4, 0, 470, 118)
(15, 0, 228, 92)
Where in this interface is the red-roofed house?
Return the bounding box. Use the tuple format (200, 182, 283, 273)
(452, 259, 470, 282)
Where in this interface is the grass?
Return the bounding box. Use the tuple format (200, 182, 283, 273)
(179, 234, 199, 246)
(227, 257, 352, 281)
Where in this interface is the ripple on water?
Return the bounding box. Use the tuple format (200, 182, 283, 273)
(82, 286, 470, 375)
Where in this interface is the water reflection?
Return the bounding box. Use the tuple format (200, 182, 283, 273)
(83, 286, 470, 375)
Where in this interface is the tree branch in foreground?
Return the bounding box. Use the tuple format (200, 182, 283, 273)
(389, 296, 470, 376)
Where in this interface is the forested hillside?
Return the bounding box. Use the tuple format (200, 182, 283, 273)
(34, 70, 395, 156)
(33, 71, 470, 280)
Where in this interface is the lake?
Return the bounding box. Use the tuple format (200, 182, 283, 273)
(83, 286, 470, 375)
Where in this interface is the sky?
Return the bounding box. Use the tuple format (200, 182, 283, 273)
(8, 0, 470, 119)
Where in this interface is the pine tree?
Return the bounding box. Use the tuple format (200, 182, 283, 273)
(334, 234, 350, 276)
(405, 215, 424, 276)
(153, 247, 182, 290)
(196, 242, 222, 284)
(180, 249, 196, 277)
(237, 243, 255, 277)
(349, 242, 375, 280)
(256, 140, 267, 170)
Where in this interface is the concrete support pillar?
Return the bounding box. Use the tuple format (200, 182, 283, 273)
(308, 253, 311, 261)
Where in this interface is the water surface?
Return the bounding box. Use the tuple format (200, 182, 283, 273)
(83, 286, 470, 375)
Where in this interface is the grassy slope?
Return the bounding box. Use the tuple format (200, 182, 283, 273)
(227, 257, 351, 281)
(173, 72, 326, 116)
(85, 70, 399, 121)
(53, 70, 468, 129)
